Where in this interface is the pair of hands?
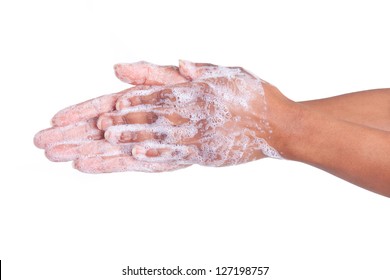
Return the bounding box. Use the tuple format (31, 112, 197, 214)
(34, 60, 287, 173)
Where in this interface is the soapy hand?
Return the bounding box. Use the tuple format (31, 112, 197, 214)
(34, 61, 289, 173)
(33, 60, 390, 197)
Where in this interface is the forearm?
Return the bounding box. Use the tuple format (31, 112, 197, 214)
(274, 104, 390, 197)
(299, 88, 390, 131)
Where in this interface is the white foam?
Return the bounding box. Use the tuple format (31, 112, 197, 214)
(108, 63, 282, 167)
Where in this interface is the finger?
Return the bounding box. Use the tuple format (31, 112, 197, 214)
(45, 140, 131, 162)
(114, 61, 188, 86)
(178, 60, 217, 80)
(34, 118, 103, 149)
(179, 60, 242, 80)
(73, 156, 188, 173)
(97, 107, 159, 130)
(104, 125, 168, 144)
(116, 83, 205, 110)
(116, 88, 176, 108)
(51, 92, 126, 127)
(104, 124, 197, 145)
(97, 107, 189, 130)
(131, 143, 196, 163)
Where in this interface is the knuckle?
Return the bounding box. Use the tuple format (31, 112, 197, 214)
(146, 112, 158, 123)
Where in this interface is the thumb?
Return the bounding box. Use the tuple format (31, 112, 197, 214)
(178, 60, 220, 80)
(114, 61, 188, 86)
(178, 60, 244, 81)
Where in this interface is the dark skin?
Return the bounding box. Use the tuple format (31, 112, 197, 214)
(300, 89, 390, 132)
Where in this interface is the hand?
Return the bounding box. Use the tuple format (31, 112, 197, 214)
(99, 61, 291, 168)
(34, 61, 189, 172)
(34, 61, 292, 172)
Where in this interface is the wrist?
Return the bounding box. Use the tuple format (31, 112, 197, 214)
(270, 101, 333, 163)
(263, 88, 306, 159)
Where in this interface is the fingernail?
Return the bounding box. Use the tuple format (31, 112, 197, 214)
(178, 60, 195, 80)
(132, 145, 146, 156)
(97, 117, 113, 130)
(104, 130, 112, 141)
(179, 59, 190, 67)
(116, 100, 130, 110)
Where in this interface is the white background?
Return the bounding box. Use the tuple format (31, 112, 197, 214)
(1, 0, 389, 279)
